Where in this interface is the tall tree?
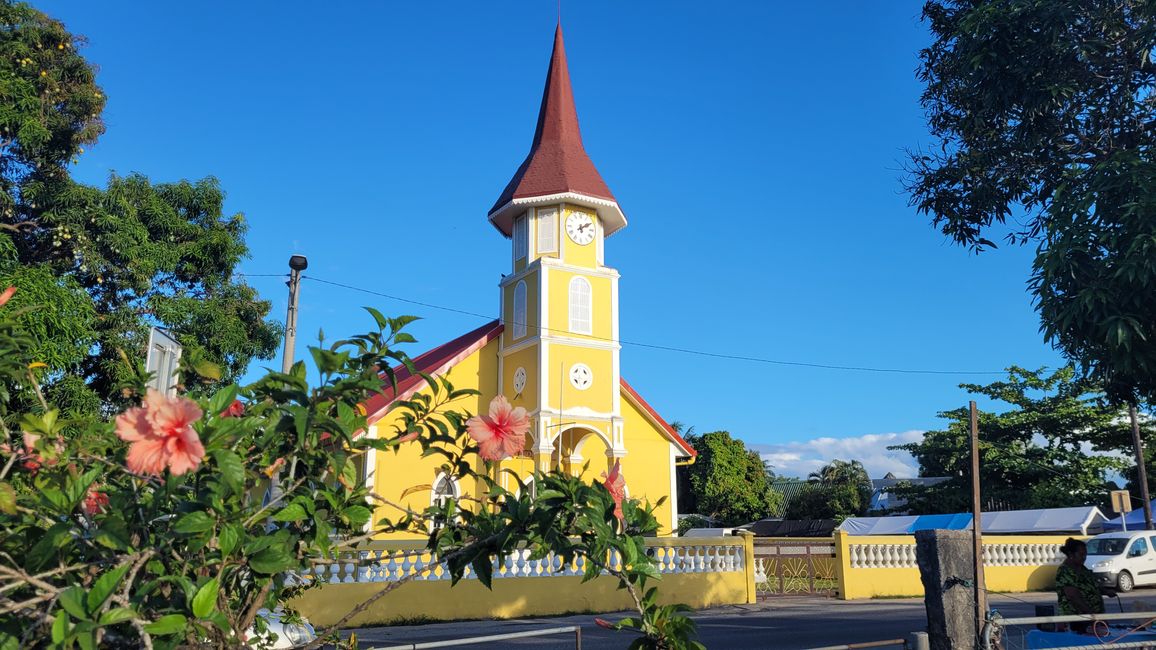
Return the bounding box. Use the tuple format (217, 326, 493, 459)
(677, 430, 781, 527)
(783, 459, 873, 521)
(888, 366, 1136, 514)
(0, 2, 279, 415)
(906, 0, 1156, 405)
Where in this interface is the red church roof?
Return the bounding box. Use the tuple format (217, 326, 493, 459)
(362, 320, 694, 457)
(488, 25, 626, 238)
(363, 319, 503, 422)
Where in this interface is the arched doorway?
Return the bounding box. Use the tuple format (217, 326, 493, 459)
(549, 426, 611, 479)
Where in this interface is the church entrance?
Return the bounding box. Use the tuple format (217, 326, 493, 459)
(548, 426, 611, 479)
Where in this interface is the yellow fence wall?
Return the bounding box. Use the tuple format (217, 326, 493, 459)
(293, 535, 756, 628)
(835, 531, 1073, 600)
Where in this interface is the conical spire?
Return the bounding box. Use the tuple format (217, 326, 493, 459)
(488, 25, 624, 236)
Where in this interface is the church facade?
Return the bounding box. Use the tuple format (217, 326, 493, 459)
(360, 26, 695, 537)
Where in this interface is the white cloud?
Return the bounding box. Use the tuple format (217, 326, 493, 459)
(750, 430, 926, 480)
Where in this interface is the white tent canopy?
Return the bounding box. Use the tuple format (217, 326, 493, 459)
(839, 506, 1107, 536)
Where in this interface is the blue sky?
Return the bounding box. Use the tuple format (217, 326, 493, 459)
(38, 1, 1067, 478)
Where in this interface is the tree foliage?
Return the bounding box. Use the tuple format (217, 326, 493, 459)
(0, 1, 279, 416)
(677, 430, 780, 527)
(783, 460, 872, 522)
(0, 301, 703, 649)
(906, 0, 1156, 404)
(888, 366, 1137, 514)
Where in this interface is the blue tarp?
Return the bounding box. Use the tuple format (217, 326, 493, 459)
(840, 513, 973, 535)
(840, 507, 1106, 536)
(1102, 501, 1156, 531)
(910, 514, 973, 532)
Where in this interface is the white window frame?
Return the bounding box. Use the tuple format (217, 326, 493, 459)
(536, 208, 557, 255)
(513, 280, 527, 339)
(568, 276, 592, 335)
(513, 213, 528, 260)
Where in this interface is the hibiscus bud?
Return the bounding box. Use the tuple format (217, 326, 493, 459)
(221, 400, 244, 418)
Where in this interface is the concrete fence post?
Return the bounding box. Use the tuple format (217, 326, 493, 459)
(833, 530, 853, 600)
(736, 531, 757, 604)
(908, 631, 930, 650)
(915, 529, 980, 650)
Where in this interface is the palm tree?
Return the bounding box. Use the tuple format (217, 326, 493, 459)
(808, 459, 869, 487)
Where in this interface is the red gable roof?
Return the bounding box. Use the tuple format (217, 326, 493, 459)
(620, 378, 697, 457)
(489, 25, 616, 224)
(361, 320, 694, 458)
(363, 319, 502, 422)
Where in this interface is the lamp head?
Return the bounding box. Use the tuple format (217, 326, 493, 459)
(288, 255, 308, 272)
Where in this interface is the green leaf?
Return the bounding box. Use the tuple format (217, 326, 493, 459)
(207, 385, 240, 419)
(192, 358, 222, 380)
(51, 612, 70, 644)
(0, 631, 20, 650)
(212, 449, 244, 495)
(98, 607, 137, 626)
(58, 586, 87, 619)
(93, 516, 132, 551)
(86, 563, 130, 613)
(191, 578, 219, 619)
(65, 468, 102, 508)
(341, 505, 370, 527)
(0, 482, 14, 515)
(28, 523, 72, 570)
(143, 614, 187, 635)
(173, 511, 215, 534)
(218, 524, 240, 556)
(272, 502, 309, 522)
(472, 556, 494, 589)
(249, 545, 295, 575)
(76, 630, 95, 650)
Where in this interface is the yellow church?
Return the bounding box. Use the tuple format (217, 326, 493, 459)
(359, 25, 695, 537)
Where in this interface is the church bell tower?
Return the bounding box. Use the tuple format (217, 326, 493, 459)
(489, 25, 629, 475)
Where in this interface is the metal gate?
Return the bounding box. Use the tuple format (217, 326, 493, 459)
(753, 539, 838, 597)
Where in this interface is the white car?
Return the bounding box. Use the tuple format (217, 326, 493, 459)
(1084, 530, 1156, 592)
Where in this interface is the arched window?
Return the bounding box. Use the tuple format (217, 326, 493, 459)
(430, 472, 459, 531)
(569, 276, 592, 334)
(513, 281, 527, 339)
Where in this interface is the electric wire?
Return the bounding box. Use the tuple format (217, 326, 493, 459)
(297, 274, 1006, 377)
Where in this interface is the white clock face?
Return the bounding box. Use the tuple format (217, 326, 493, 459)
(513, 367, 527, 394)
(569, 363, 593, 390)
(565, 211, 596, 245)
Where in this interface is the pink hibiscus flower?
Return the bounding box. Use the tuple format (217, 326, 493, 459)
(220, 399, 245, 418)
(602, 460, 626, 525)
(115, 389, 205, 476)
(17, 431, 61, 475)
(82, 487, 109, 516)
(465, 395, 530, 462)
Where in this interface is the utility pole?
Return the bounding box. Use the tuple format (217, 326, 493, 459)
(969, 401, 987, 644)
(282, 255, 308, 374)
(1130, 403, 1153, 530)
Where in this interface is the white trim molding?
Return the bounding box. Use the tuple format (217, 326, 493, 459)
(490, 192, 627, 239)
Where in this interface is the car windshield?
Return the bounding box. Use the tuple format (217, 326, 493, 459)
(1087, 538, 1128, 556)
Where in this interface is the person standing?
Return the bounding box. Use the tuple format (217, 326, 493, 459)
(1056, 538, 1112, 633)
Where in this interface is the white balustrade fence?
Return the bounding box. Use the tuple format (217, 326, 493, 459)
(303, 542, 746, 585)
(848, 541, 1063, 569)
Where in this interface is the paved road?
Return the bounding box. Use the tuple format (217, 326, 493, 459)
(339, 590, 1156, 649)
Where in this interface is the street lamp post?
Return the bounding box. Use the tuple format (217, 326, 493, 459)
(282, 255, 308, 374)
